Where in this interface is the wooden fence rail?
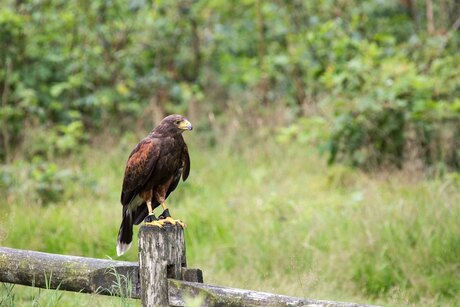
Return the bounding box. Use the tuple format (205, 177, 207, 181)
(0, 225, 379, 307)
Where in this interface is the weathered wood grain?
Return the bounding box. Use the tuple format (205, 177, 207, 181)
(0, 246, 140, 297)
(0, 243, 380, 307)
(138, 224, 185, 306)
(168, 280, 379, 307)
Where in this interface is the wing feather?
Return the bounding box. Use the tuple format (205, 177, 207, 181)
(120, 138, 160, 205)
(164, 141, 190, 199)
(182, 144, 190, 181)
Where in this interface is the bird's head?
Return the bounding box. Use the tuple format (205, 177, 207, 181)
(155, 114, 193, 135)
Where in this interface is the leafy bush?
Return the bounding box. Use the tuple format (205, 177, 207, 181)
(274, 2, 460, 170)
(322, 35, 460, 170)
(1, 0, 459, 170)
(0, 158, 98, 205)
(30, 161, 73, 204)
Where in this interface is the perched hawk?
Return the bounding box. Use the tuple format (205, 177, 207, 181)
(116, 114, 192, 256)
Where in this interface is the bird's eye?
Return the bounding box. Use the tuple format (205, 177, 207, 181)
(175, 120, 181, 125)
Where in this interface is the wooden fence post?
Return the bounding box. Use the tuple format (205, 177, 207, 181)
(138, 224, 185, 307)
(0, 246, 379, 306)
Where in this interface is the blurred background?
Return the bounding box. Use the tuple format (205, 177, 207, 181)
(0, 0, 459, 306)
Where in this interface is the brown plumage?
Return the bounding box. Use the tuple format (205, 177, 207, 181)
(116, 114, 192, 256)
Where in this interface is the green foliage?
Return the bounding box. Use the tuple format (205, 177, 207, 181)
(1, 142, 459, 306)
(0, 0, 459, 305)
(321, 35, 460, 169)
(271, 1, 460, 170)
(98, 265, 134, 307)
(1, 0, 459, 170)
(0, 283, 15, 307)
(0, 158, 98, 205)
(30, 161, 73, 204)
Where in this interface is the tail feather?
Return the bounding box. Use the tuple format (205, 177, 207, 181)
(133, 203, 148, 225)
(116, 209, 133, 256)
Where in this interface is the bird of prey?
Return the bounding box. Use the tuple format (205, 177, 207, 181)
(116, 114, 192, 256)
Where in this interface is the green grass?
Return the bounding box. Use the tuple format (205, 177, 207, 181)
(1, 135, 459, 306)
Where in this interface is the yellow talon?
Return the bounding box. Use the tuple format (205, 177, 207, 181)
(161, 216, 186, 228)
(144, 220, 164, 228)
(163, 216, 176, 225)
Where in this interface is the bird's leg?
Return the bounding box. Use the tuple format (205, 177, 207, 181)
(158, 202, 186, 228)
(144, 200, 163, 227)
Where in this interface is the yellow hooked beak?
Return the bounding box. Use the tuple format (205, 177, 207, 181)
(178, 119, 193, 131)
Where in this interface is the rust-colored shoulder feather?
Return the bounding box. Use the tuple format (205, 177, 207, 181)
(121, 137, 160, 205)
